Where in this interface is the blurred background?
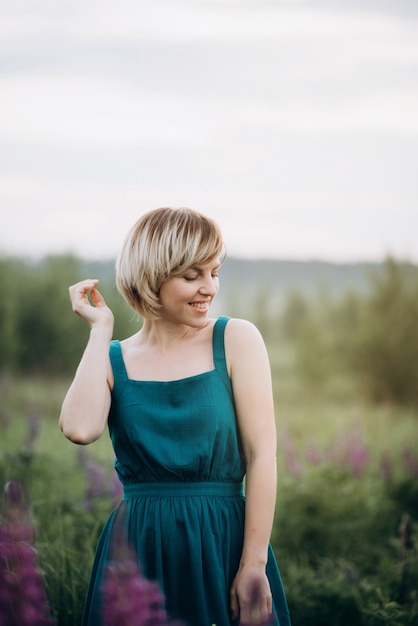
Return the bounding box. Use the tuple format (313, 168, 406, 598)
(1, 1, 417, 625)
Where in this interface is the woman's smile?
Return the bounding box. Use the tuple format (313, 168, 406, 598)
(189, 300, 211, 311)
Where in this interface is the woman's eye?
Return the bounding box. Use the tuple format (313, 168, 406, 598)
(183, 270, 219, 281)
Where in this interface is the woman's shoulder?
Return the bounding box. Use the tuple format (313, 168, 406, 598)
(224, 317, 265, 349)
(224, 316, 261, 334)
(222, 318, 270, 379)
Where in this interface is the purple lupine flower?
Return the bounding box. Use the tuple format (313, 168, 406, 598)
(379, 451, 393, 480)
(325, 430, 370, 479)
(0, 481, 54, 626)
(4, 480, 24, 509)
(100, 544, 185, 626)
(282, 434, 303, 477)
(305, 443, 323, 466)
(84, 461, 109, 506)
(402, 446, 418, 477)
(79, 446, 112, 511)
(78, 447, 122, 511)
(325, 437, 344, 466)
(326, 430, 352, 465)
(345, 433, 370, 479)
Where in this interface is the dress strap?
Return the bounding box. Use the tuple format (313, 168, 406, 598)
(109, 340, 128, 394)
(212, 317, 232, 392)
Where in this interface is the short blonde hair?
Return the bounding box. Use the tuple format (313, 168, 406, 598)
(116, 207, 225, 318)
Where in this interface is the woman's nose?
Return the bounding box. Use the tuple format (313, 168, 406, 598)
(199, 275, 218, 295)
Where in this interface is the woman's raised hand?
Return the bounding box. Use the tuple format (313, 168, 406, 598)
(68, 279, 114, 330)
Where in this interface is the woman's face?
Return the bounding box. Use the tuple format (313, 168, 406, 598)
(158, 259, 221, 326)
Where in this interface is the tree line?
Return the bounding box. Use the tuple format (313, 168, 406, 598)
(276, 257, 418, 407)
(0, 254, 417, 407)
(0, 255, 136, 376)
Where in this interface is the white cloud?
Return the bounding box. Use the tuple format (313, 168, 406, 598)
(0, 74, 222, 149)
(1, 1, 415, 46)
(1, 0, 418, 261)
(1, 172, 417, 262)
(69, 3, 418, 45)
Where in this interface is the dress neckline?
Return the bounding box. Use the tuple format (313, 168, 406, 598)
(112, 317, 229, 384)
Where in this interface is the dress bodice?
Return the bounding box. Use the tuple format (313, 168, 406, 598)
(108, 316, 246, 485)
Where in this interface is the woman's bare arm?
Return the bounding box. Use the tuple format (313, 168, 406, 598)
(226, 318, 278, 625)
(59, 279, 114, 444)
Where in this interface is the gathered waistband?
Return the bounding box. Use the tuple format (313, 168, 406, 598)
(123, 481, 244, 498)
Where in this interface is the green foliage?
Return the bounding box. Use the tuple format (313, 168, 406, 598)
(273, 469, 418, 626)
(280, 258, 418, 407)
(0, 258, 25, 370)
(2, 254, 418, 623)
(0, 383, 114, 625)
(1, 374, 418, 625)
(0, 455, 98, 626)
(0, 255, 137, 375)
(1, 254, 418, 407)
(283, 560, 365, 626)
(280, 290, 312, 341)
(15, 255, 87, 373)
(349, 258, 418, 405)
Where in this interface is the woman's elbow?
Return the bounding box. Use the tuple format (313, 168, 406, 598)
(59, 416, 103, 445)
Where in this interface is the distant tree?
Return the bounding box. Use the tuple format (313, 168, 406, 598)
(250, 283, 281, 342)
(279, 258, 418, 406)
(2, 252, 417, 399)
(15, 255, 88, 373)
(280, 288, 337, 385)
(349, 257, 418, 406)
(280, 290, 311, 340)
(0, 258, 24, 371)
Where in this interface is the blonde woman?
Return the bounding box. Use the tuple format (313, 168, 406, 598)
(59, 207, 290, 626)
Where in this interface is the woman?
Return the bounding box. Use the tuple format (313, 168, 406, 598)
(59, 207, 290, 626)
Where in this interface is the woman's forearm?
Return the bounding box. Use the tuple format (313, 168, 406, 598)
(240, 454, 277, 567)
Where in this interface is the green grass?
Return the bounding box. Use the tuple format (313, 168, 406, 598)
(1, 368, 417, 626)
(270, 342, 418, 465)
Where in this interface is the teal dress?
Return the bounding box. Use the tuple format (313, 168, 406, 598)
(82, 317, 290, 626)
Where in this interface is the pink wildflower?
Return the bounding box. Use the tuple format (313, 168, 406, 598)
(305, 443, 323, 466)
(100, 516, 185, 626)
(379, 451, 392, 480)
(325, 430, 370, 479)
(402, 446, 418, 477)
(282, 434, 303, 477)
(101, 549, 185, 626)
(0, 481, 54, 626)
(345, 434, 370, 479)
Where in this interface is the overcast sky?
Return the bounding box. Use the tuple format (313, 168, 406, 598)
(1, 0, 418, 262)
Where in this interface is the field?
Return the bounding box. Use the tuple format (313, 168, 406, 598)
(1, 341, 417, 626)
